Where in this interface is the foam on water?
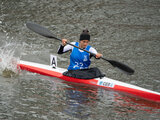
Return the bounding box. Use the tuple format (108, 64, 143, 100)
(0, 42, 20, 77)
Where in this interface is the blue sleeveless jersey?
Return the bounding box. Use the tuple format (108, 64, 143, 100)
(68, 42, 91, 70)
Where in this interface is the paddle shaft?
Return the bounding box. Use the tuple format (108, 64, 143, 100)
(26, 22, 135, 74)
(45, 30, 127, 67)
(50, 38, 134, 75)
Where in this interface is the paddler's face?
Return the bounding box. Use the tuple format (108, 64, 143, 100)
(79, 40, 89, 49)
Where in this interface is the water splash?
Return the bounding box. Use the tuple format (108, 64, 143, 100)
(0, 42, 20, 77)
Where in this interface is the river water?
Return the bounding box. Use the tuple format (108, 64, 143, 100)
(0, 0, 160, 120)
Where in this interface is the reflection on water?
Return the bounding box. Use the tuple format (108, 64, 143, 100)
(63, 83, 98, 119)
(3, 75, 158, 120)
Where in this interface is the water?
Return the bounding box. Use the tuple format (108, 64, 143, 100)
(0, 0, 160, 119)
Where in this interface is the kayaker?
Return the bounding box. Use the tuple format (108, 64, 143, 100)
(58, 29, 102, 70)
(57, 29, 105, 79)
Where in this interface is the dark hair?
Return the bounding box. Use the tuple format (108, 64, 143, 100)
(79, 29, 90, 41)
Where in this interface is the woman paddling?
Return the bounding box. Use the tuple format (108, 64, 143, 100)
(57, 29, 105, 79)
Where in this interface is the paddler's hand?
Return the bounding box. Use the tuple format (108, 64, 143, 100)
(95, 53, 102, 59)
(62, 39, 67, 46)
(0, 58, 2, 62)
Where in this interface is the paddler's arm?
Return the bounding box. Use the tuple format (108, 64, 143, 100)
(57, 39, 73, 54)
(95, 53, 103, 59)
(89, 47, 102, 59)
(57, 45, 65, 54)
(90, 53, 102, 59)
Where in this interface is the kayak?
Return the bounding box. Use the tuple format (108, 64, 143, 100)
(18, 60, 160, 103)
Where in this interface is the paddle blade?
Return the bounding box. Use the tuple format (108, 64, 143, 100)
(110, 60, 134, 75)
(101, 57, 134, 75)
(26, 22, 59, 40)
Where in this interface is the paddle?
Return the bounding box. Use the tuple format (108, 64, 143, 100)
(26, 21, 135, 75)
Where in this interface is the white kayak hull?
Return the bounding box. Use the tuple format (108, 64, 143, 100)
(18, 60, 160, 103)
